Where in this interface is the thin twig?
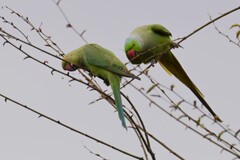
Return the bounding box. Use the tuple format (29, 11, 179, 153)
(177, 5, 240, 44)
(52, 0, 88, 44)
(210, 15, 240, 48)
(129, 82, 240, 158)
(121, 92, 155, 160)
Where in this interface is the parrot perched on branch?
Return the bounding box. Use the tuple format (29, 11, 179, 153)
(62, 43, 140, 128)
(124, 24, 222, 122)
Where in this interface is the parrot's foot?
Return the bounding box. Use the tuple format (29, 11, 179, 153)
(97, 75, 110, 86)
(150, 59, 158, 67)
(170, 42, 183, 49)
(88, 72, 94, 77)
(88, 72, 110, 86)
(103, 79, 110, 86)
(99, 77, 110, 86)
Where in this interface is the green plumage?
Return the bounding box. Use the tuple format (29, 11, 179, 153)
(124, 24, 222, 122)
(62, 44, 140, 128)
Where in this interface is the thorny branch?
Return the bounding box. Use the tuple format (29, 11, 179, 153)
(1, 4, 240, 160)
(4, 6, 65, 56)
(82, 142, 111, 160)
(52, 0, 88, 44)
(211, 17, 240, 48)
(128, 82, 240, 159)
(177, 5, 240, 44)
(0, 93, 143, 160)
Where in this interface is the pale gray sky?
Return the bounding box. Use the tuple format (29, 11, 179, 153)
(0, 1, 240, 160)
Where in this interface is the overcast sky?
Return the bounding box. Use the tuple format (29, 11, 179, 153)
(0, 1, 240, 160)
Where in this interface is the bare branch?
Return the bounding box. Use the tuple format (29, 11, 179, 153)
(52, 0, 88, 44)
(0, 93, 143, 160)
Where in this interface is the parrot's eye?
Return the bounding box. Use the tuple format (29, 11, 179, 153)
(71, 64, 78, 70)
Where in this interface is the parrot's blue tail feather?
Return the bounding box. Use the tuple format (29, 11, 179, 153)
(108, 73, 127, 128)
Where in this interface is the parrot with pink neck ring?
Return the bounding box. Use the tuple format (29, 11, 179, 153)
(124, 24, 222, 122)
(62, 43, 140, 128)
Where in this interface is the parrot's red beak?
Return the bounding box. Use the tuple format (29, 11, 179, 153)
(65, 64, 76, 71)
(127, 49, 136, 59)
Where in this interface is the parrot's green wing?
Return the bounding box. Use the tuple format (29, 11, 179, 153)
(151, 24, 173, 75)
(85, 45, 140, 79)
(151, 24, 172, 37)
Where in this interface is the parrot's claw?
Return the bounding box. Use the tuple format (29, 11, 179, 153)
(104, 79, 110, 86)
(171, 42, 183, 49)
(97, 75, 110, 86)
(88, 72, 94, 77)
(150, 59, 157, 67)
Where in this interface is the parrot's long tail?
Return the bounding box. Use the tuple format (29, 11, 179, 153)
(108, 73, 127, 128)
(158, 52, 222, 122)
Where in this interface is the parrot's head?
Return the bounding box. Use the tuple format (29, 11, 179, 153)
(62, 52, 79, 71)
(124, 35, 143, 64)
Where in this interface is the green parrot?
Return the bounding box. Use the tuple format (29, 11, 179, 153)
(62, 43, 140, 128)
(124, 24, 222, 122)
